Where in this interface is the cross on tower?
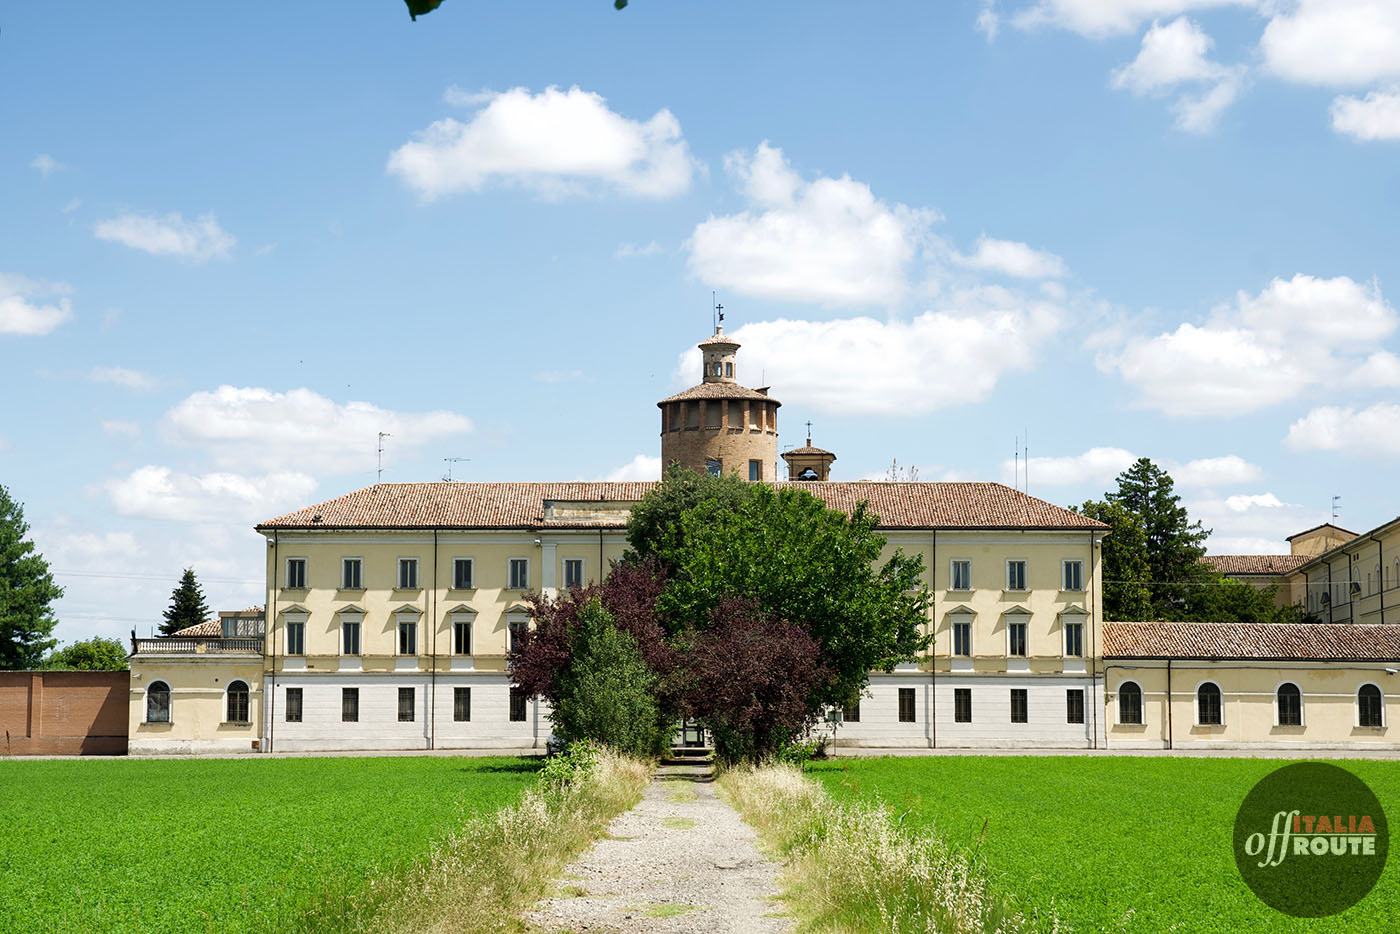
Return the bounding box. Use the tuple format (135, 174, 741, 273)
(716, 303, 724, 323)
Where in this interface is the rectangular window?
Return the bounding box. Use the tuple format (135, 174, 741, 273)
(564, 558, 584, 589)
(453, 621, 472, 655)
(398, 558, 419, 589)
(510, 687, 527, 722)
(705, 459, 722, 477)
(953, 621, 972, 657)
(1008, 622, 1027, 657)
(509, 558, 529, 589)
(705, 403, 721, 428)
(285, 558, 306, 589)
(749, 459, 761, 481)
(725, 362, 733, 378)
(1006, 560, 1027, 591)
(954, 688, 972, 723)
(341, 558, 362, 590)
(342, 687, 359, 723)
(842, 698, 860, 723)
(286, 687, 303, 723)
(1067, 689, 1085, 724)
(1063, 560, 1083, 592)
(686, 401, 700, 429)
(398, 687, 415, 722)
(398, 621, 417, 656)
(509, 621, 527, 654)
(286, 621, 305, 656)
(1064, 621, 1083, 657)
(951, 559, 971, 591)
(454, 687, 471, 722)
(898, 687, 916, 723)
(453, 558, 474, 590)
(1011, 688, 1028, 723)
(342, 621, 361, 656)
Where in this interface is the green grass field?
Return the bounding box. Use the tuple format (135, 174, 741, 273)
(808, 756, 1399, 934)
(0, 756, 541, 933)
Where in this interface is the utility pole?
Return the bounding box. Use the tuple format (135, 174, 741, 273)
(377, 432, 391, 482)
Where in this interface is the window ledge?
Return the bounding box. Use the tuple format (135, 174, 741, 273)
(1002, 589, 1029, 597)
(336, 588, 365, 597)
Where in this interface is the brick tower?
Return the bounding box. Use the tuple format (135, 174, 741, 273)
(657, 326, 780, 480)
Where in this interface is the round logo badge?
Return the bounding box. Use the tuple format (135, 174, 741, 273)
(1234, 762, 1388, 917)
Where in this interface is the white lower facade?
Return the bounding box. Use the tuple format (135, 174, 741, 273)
(833, 672, 1107, 749)
(262, 671, 549, 753)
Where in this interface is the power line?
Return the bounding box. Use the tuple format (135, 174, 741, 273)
(52, 569, 263, 585)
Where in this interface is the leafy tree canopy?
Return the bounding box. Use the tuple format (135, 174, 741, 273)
(161, 568, 211, 637)
(43, 636, 128, 671)
(0, 484, 62, 669)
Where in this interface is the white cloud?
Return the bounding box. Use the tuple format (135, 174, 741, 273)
(30, 154, 64, 177)
(88, 366, 156, 390)
(955, 235, 1067, 279)
(604, 454, 662, 481)
(616, 241, 664, 259)
(1000, 446, 1137, 487)
(687, 142, 937, 307)
(105, 466, 317, 523)
(1349, 351, 1400, 388)
(1223, 492, 1284, 511)
(0, 273, 72, 337)
(677, 291, 1062, 415)
(1192, 491, 1327, 555)
(1099, 274, 1398, 416)
(1012, 0, 1255, 38)
(1285, 403, 1400, 458)
(164, 385, 474, 474)
(1173, 454, 1261, 487)
(93, 212, 236, 262)
(101, 419, 141, 439)
(387, 85, 697, 200)
(1261, 0, 1400, 86)
(61, 198, 81, 214)
(1111, 17, 1246, 132)
(977, 0, 1001, 39)
(1331, 87, 1400, 141)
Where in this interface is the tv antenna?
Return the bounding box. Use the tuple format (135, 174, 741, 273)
(377, 432, 391, 482)
(1332, 495, 1342, 521)
(443, 457, 470, 482)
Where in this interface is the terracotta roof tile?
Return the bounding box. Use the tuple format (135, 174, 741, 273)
(657, 383, 780, 405)
(1204, 554, 1312, 576)
(256, 481, 1107, 532)
(1103, 621, 1400, 660)
(698, 331, 740, 347)
(782, 444, 835, 456)
(170, 619, 222, 637)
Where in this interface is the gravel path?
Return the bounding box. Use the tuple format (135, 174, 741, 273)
(528, 760, 793, 933)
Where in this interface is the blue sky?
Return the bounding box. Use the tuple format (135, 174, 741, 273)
(4, 1, 1399, 643)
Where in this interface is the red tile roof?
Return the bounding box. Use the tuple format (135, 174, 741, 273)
(170, 619, 222, 637)
(657, 382, 779, 405)
(1204, 554, 1312, 576)
(1104, 621, 1400, 660)
(256, 481, 1108, 532)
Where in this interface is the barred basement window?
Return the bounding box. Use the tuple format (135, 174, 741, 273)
(954, 688, 972, 723)
(510, 687, 528, 722)
(1277, 683, 1302, 727)
(1359, 684, 1384, 727)
(398, 687, 415, 723)
(1197, 683, 1223, 726)
(146, 681, 170, 723)
(454, 687, 471, 722)
(898, 688, 916, 723)
(842, 698, 861, 723)
(285, 687, 303, 723)
(226, 680, 250, 723)
(1010, 688, 1028, 723)
(342, 687, 359, 723)
(1066, 689, 1084, 724)
(453, 621, 473, 655)
(1118, 681, 1143, 724)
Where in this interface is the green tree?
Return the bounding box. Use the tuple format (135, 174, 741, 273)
(635, 478, 932, 714)
(43, 636, 128, 671)
(1107, 458, 1211, 620)
(1187, 577, 1307, 625)
(0, 485, 63, 669)
(551, 597, 666, 756)
(624, 461, 753, 564)
(161, 568, 212, 636)
(1075, 500, 1152, 621)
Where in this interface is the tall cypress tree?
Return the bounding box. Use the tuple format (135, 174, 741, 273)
(161, 568, 212, 636)
(0, 485, 63, 669)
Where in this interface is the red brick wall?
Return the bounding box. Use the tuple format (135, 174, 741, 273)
(0, 671, 129, 756)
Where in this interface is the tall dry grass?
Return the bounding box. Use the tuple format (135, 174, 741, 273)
(720, 764, 1061, 934)
(305, 745, 652, 933)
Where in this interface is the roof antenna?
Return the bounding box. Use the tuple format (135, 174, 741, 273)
(1014, 435, 1019, 492)
(1332, 495, 1342, 521)
(1024, 427, 1029, 495)
(443, 457, 470, 482)
(377, 431, 391, 482)
(805, 419, 813, 446)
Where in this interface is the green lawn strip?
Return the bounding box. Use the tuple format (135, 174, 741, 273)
(0, 756, 539, 933)
(809, 757, 1400, 934)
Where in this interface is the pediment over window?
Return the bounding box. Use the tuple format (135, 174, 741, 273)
(446, 603, 477, 617)
(1059, 604, 1087, 618)
(1002, 605, 1032, 618)
(280, 604, 309, 617)
(336, 604, 365, 617)
(392, 603, 423, 616)
(945, 604, 976, 618)
(504, 603, 532, 617)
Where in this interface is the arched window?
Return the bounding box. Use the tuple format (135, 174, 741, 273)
(1197, 682, 1222, 726)
(1359, 684, 1384, 728)
(146, 681, 170, 723)
(227, 680, 250, 723)
(1277, 682, 1302, 726)
(1118, 681, 1143, 725)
